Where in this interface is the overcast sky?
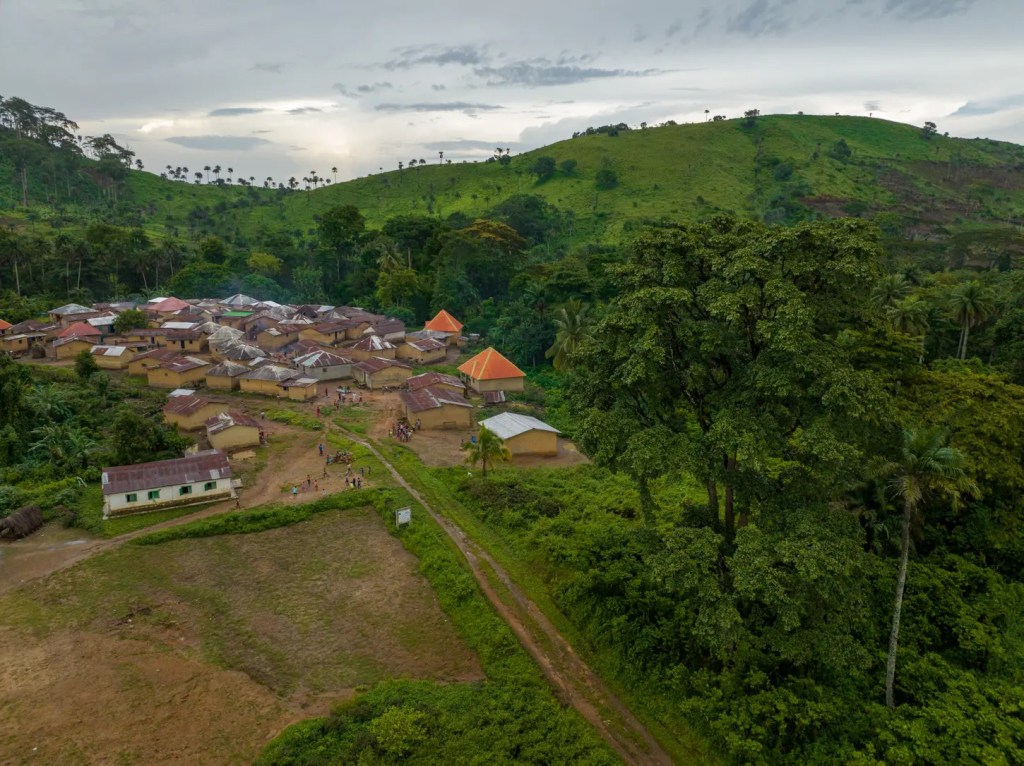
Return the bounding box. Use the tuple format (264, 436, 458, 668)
(2, 0, 1021, 184)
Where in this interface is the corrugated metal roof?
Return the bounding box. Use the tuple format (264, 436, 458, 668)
(162, 356, 210, 373)
(91, 345, 130, 357)
(354, 357, 412, 374)
(102, 449, 231, 495)
(206, 360, 249, 377)
(408, 372, 464, 391)
(351, 334, 395, 352)
(241, 364, 297, 382)
(205, 410, 260, 435)
(400, 385, 472, 413)
(405, 338, 446, 352)
(294, 349, 353, 368)
(49, 303, 92, 316)
(478, 412, 559, 440)
(162, 394, 220, 416)
(483, 390, 507, 405)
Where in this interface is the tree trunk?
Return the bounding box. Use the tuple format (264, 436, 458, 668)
(960, 322, 970, 360)
(885, 497, 914, 708)
(706, 479, 719, 527)
(723, 455, 736, 539)
(20, 166, 28, 207)
(13, 258, 20, 296)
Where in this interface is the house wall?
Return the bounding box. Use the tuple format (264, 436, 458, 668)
(165, 404, 226, 431)
(161, 337, 209, 354)
(348, 346, 396, 361)
(465, 375, 525, 393)
(209, 425, 261, 451)
(103, 477, 234, 518)
(281, 383, 318, 401)
(0, 336, 31, 356)
(54, 340, 94, 360)
(298, 329, 335, 345)
(505, 430, 558, 456)
(411, 404, 473, 430)
(239, 378, 285, 397)
(256, 331, 294, 350)
(298, 363, 352, 381)
(147, 366, 208, 388)
(94, 352, 133, 370)
(396, 344, 446, 365)
(206, 373, 241, 390)
(364, 366, 411, 389)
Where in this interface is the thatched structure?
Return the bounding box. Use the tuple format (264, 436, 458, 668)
(0, 505, 44, 539)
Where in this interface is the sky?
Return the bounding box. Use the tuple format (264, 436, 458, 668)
(2, 0, 1022, 185)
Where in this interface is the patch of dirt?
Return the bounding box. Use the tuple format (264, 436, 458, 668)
(0, 510, 481, 765)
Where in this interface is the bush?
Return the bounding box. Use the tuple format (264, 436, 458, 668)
(595, 168, 618, 190)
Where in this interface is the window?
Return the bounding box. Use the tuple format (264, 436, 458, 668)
(203, 481, 217, 492)
(179, 485, 192, 496)
(148, 490, 160, 501)
(125, 493, 138, 503)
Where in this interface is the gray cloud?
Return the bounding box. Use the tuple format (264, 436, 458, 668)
(633, 25, 648, 42)
(883, 0, 977, 20)
(287, 106, 322, 114)
(208, 106, 268, 117)
(951, 94, 1024, 117)
(252, 62, 284, 74)
(432, 84, 446, 91)
(165, 135, 273, 151)
(864, 100, 881, 112)
(335, 81, 394, 97)
(383, 44, 490, 71)
(474, 59, 661, 87)
(357, 82, 392, 93)
(727, 0, 793, 37)
(374, 102, 503, 113)
(665, 19, 684, 37)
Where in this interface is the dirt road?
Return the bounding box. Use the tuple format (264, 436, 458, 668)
(341, 427, 675, 766)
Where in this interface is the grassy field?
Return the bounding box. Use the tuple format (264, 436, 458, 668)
(0, 497, 484, 764)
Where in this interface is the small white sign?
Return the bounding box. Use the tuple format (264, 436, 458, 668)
(395, 507, 412, 527)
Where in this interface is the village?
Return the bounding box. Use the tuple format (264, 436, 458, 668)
(0, 295, 578, 521)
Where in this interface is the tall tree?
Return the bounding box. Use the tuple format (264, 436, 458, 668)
(545, 298, 593, 371)
(883, 427, 976, 708)
(949, 281, 994, 359)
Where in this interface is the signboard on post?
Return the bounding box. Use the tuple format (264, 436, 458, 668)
(395, 507, 412, 527)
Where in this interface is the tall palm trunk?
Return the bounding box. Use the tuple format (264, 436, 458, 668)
(885, 496, 913, 708)
(959, 321, 971, 360)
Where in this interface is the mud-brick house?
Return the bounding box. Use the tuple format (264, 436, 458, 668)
(364, 317, 407, 344)
(206, 411, 262, 451)
(218, 310, 254, 330)
(396, 336, 446, 365)
(300, 319, 368, 346)
(0, 333, 45, 357)
(127, 347, 179, 376)
(147, 356, 211, 389)
(50, 335, 97, 360)
(407, 372, 466, 397)
(91, 345, 138, 370)
(205, 360, 250, 390)
(344, 334, 396, 361)
(47, 303, 94, 327)
(238, 364, 299, 397)
(399, 385, 474, 430)
(162, 394, 226, 430)
(423, 309, 464, 346)
(293, 349, 354, 381)
(101, 449, 234, 518)
(477, 412, 560, 456)
(352, 357, 412, 389)
(161, 329, 209, 354)
(256, 325, 303, 352)
(278, 376, 319, 401)
(0, 319, 12, 336)
(457, 347, 526, 394)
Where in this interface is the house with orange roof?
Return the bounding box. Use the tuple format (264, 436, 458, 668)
(0, 319, 12, 336)
(457, 347, 526, 394)
(423, 309, 464, 346)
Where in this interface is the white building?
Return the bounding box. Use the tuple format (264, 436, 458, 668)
(101, 449, 235, 518)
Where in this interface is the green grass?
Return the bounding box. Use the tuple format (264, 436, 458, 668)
(265, 407, 323, 431)
(10, 114, 1024, 249)
(370, 438, 716, 764)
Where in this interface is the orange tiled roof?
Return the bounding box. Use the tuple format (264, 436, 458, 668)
(457, 347, 525, 381)
(0, 319, 11, 331)
(424, 309, 463, 334)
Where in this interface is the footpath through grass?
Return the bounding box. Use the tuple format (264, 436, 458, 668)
(371, 437, 717, 765)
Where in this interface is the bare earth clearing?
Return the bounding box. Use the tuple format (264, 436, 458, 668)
(0, 509, 480, 765)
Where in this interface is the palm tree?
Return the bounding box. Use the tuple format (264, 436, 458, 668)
(869, 273, 910, 312)
(332, 166, 338, 183)
(203, 165, 211, 183)
(883, 427, 976, 708)
(545, 298, 593, 371)
(438, 151, 444, 165)
(463, 426, 511, 477)
(949, 281, 994, 359)
(885, 296, 931, 363)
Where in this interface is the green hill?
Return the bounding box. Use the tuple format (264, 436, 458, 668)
(5, 111, 1024, 247)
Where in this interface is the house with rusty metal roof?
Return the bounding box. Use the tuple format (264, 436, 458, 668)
(407, 371, 465, 395)
(352, 357, 412, 389)
(396, 336, 446, 365)
(205, 360, 250, 390)
(344, 334, 397, 361)
(162, 394, 227, 430)
(206, 411, 262, 451)
(293, 349, 354, 380)
(147, 355, 211, 389)
(399, 385, 473, 430)
(101, 449, 234, 518)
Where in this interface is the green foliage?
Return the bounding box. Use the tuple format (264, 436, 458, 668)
(528, 155, 557, 180)
(265, 408, 323, 431)
(111, 308, 148, 334)
(595, 168, 619, 190)
(462, 426, 511, 477)
(74, 349, 98, 379)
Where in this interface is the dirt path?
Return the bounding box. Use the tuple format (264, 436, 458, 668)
(339, 427, 674, 766)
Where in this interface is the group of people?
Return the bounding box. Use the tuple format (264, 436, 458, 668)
(389, 419, 421, 442)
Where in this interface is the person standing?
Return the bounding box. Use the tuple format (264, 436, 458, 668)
(318, 443, 324, 456)
(292, 484, 298, 499)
